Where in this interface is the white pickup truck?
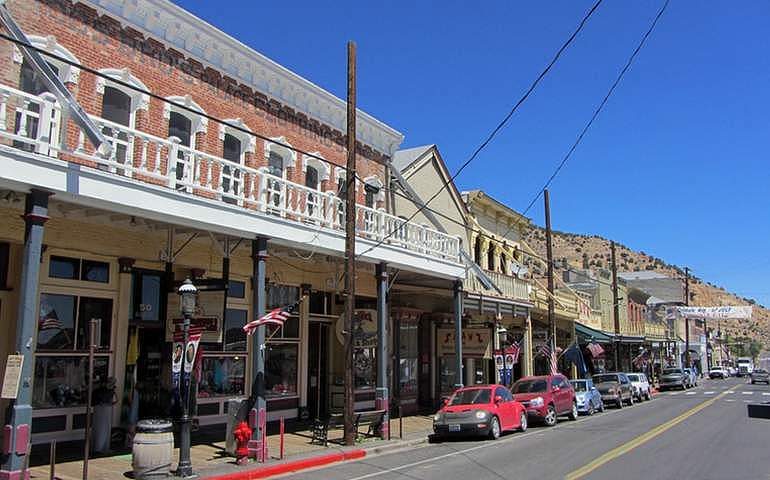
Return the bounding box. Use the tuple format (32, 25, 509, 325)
(737, 358, 754, 377)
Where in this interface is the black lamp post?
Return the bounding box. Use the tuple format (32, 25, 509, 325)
(177, 278, 197, 478)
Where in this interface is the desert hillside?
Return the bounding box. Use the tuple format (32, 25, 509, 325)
(521, 226, 769, 350)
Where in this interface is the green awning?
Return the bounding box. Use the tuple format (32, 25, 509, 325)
(576, 322, 614, 343)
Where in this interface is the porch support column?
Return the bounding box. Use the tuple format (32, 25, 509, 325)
(248, 237, 268, 461)
(1, 189, 51, 480)
(375, 263, 389, 439)
(522, 312, 533, 377)
(453, 280, 463, 389)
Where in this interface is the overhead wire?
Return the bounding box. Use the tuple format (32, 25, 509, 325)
(354, 0, 605, 259)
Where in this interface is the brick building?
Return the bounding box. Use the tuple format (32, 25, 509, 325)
(0, 0, 464, 451)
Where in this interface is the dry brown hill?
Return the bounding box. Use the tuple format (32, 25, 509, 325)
(521, 226, 769, 348)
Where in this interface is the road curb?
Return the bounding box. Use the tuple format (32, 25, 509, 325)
(205, 449, 367, 480)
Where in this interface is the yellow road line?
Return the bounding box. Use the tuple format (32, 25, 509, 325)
(565, 388, 732, 480)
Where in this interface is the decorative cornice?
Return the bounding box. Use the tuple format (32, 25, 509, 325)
(83, 0, 404, 156)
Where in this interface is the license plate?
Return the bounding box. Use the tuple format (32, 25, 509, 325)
(449, 424, 461, 432)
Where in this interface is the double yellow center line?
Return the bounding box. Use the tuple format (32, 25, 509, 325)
(565, 388, 732, 480)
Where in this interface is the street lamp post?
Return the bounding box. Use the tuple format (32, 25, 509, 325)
(177, 278, 197, 478)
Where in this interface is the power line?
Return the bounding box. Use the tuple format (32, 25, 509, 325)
(515, 0, 671, 221)
(354, 0, 605, 259)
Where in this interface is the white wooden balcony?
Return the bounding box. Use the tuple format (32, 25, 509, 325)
(465, 268, 532, 303)
(0, 83, 463, 278)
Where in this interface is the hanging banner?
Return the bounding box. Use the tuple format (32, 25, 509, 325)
(665, 306, 752, 321)
(335, 309, 378, 348)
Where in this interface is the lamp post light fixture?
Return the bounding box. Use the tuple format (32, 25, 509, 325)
(177, 278, 197, 478)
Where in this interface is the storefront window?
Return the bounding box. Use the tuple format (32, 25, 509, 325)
(439, 355, 457, 395)
(354, 347, 376, 389)
(49, 256, 109, 283)
(38, 294, 112, 350)
(224, 308, 247, 351)
(197, 356, 245, 398)
(32, 356, 109, 408)
(130, 271, 163, 323)
(266, 343, 298, 397)
(399, 320, 418, 395)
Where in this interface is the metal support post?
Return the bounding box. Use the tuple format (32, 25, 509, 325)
(247, 238, 268, 461)
(375, 263, 389, 439)
(2, 189, 50, 480)
(453, 281, 463, 389)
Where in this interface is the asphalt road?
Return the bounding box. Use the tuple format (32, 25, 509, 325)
(290, 377, 770, 480)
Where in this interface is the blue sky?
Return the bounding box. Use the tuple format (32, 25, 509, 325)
(175, 1, 770, 307)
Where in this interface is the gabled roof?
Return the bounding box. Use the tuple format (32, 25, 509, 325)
(391, 144, 469, 217)
(392, 145, 435, 172)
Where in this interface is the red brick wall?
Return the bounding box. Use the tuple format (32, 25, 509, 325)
(2, 0, 387, 207)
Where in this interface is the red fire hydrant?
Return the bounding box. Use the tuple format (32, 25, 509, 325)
(233, 421, 253, 465)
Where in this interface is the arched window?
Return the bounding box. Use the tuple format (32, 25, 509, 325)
(12, 35, 78, 154)
(164, 95, 207, 190)
(96, 68, 150, 167)
(363, 176, 384, 209)
(219, 119, 255, 205)
(501, 254, 508, 275)
(474, 236, 482, 265)
(264, 138, 297, 213)
(487, 245, 495, 272)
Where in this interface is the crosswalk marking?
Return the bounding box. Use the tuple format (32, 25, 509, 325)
(726, 390, 735, 394)
(726, 399, 735, 402)
(670, 392, 679, 396)
(704, 391, 715, 395)
(762, 393, 770, 396)
(685, 392, 696, 395)
(742, 391, 753, 395)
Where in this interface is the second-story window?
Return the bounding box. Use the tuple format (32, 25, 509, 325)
(487, 246, 495, 272)
(101, 86, 131, 165)
(14, 60, 59, 152)
(222, 133, 242, 205)
(169, 111, 193, 189)
(474, 236, 482, 265)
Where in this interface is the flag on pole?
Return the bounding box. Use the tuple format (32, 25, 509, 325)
(39, 310, 64, 330)
(586, 342, 605, 358)
(632, 349, 650, 368)
(537, 340, 558, 375)
(243, 302, 297, 335)
(505, 342, 521, 365)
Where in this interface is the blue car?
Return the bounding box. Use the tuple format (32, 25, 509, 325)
(569, 378, 604, 415)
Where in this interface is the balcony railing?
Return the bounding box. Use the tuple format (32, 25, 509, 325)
(0, 83, 460, 263)
(464, 269, 531, 302)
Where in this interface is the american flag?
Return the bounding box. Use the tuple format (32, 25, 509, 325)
(505, 342, 521, 365)
(537, 340, 559, 375)
(39, 311, 64, 331)
(587, 342, 605, 358)
(632, 349, 650, 368)
(243, 302, 297, 335)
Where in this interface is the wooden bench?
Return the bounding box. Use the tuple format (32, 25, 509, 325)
(311, 409, 386, 446)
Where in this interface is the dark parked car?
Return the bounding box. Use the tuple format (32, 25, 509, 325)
(659, 368, 688, 391)
(432, 385, 527, 440)
(750, 369, 770, 385)
(593, 373, 634, 408)
(512, 375, 578, 426)
(570, 378, 604, 415)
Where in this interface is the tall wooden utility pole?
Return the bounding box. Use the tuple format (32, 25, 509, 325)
(343, 41, 357, 446)
(684, 267, 690, 368)
(610, 241, 620, 370)
(544, 190, 556, 355)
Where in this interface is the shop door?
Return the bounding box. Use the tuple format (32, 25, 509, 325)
(307, 322, 329, 420)
(123, 269, 169, 423)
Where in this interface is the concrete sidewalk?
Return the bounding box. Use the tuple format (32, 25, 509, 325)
(28, 415, 434, 480)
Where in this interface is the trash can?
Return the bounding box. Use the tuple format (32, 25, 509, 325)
(132, 419, 173, 479)
(91, 404, 113, 453)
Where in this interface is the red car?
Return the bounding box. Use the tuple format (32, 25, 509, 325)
(432, 385, 527, 440)
(511, 374, 578, 426)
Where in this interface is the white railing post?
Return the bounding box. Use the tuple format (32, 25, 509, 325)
(167, 136, 181, 188)
(0, 92, 8, 131)
(36, 94, 56, 156)
(16, 99, 30, 137)
(257, 167, 269, 212)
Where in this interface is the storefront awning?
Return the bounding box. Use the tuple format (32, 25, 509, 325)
(575, 322, 614, 344)
(617, 335, 646, 344)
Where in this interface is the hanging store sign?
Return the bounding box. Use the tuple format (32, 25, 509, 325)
(437, 328, 491, 358)
(166, 289, 225, 342)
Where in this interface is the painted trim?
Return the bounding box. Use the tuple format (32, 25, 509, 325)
(162, 95, 208, 134)
(94, 68, 150, 111)
(13, 35, 81, 84)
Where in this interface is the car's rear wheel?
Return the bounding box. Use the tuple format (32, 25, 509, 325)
(544, 405, 557, 426)
(489, 416, 501, 440)
(519, 412, 528, 432)
(569, 402, 578, 421)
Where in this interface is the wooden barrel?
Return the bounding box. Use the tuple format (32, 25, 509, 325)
(132, 419, 173, 479)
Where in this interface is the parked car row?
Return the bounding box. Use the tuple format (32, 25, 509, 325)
(659, 367, 699, 390)
(431, 371, 653, 441)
